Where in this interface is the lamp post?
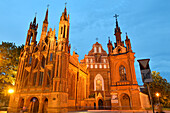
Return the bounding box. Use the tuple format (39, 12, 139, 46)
(156, 93, 160, 104)
(156, 92, 161, 106)
(155, 93, 162, 113)
(137, 59, 154, 113)
(8, 89, 14, 107)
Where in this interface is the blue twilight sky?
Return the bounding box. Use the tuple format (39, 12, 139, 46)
(0, 0, 170, 85)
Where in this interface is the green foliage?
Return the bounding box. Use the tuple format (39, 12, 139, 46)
(0, 42, 24, 95)
(144, 71, 170, 108)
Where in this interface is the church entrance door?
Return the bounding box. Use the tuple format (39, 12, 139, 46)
(120, 94, 130, 110)
(98, 99, 103, 109)
(29, 97, 39, 112)
(42, 98, 48, 113)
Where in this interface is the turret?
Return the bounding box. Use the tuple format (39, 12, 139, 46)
(107, 37, 113, 54)
(47, 28, 56, 50)
(25, 16, 38, 46)
(40, 7, 49, 45)
(57, 6, 70, 52)
(125, 33, 132, 52)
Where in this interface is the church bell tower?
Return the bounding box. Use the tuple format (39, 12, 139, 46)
(107, 14, 141, 109)
(57, 6, 70, 52)
(48, 5, 71, 110)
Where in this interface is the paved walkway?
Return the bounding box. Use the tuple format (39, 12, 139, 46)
(69, 110, 170, 113)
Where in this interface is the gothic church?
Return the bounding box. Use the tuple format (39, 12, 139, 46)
(8, 6, 150, 113)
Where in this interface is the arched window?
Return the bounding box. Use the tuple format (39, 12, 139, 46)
(42, 56, 45, 68)
(99, 47, 101, 53)
(118, 48, 121, 54)
(119, 65, 127, 81)
(94, 47, 97, 53)
(50, 53, 53, 61)
(91, 59, 93, 63)
(34, 58, 38, 68)
(94, 74, 104, 91)
(63, 25, 66, 38)
(29, 56, 32, 64)
(99, 64, 102, 68)
(24, 70, 29, 87)
(47, 70, 51, 86)
(33, 72, 37, 86)
(39, 72, 44, 86)
(61, 27, 63, 34)
(86, 59, 89, 63)
(103, 59, 106, 63)
(96, 79, 102, 90)
(44, 26, 46, 31)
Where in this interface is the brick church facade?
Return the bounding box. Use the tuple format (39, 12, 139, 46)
(8, 6, 150, 113)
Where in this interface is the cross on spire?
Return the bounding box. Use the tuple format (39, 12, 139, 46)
(65, 2, 67, 7)
(113, 14, 119, 27)
(35, 12, 37, 17)
(47, 4, 50, 9)
(113, 14, 119, 20)
(96, 37, 98, 42)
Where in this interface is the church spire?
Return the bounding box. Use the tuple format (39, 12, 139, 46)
(64, 2, 67, 14)
(25, 16, 38, 46)
(114, 14, 119, 30)
(113, 14, 124, 47)
(57, 4, 70, 52)
(39, 6, 49, 47)
(33, 16, 36, 24)
(43, 5, 49, 24)
(60, 3, 69, 21)
(126, 32, 129, 40)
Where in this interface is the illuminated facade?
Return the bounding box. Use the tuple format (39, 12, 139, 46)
(8, 6, 150, 113)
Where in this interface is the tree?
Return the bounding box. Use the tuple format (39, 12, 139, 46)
(0, 42, 24, 95)
(144, 71, 170, 108)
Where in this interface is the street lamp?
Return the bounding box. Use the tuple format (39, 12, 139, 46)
(155, 92, 160, 104)
(155, 92, 162, 112)
(8, 89, 14, 94)
(156, 93, 160, 97)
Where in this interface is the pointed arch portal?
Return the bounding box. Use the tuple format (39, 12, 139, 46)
(28, 97, 39, 112)
(120, 93, 131, 110)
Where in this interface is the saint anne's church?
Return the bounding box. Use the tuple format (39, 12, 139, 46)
(8, 6, 150, 113)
